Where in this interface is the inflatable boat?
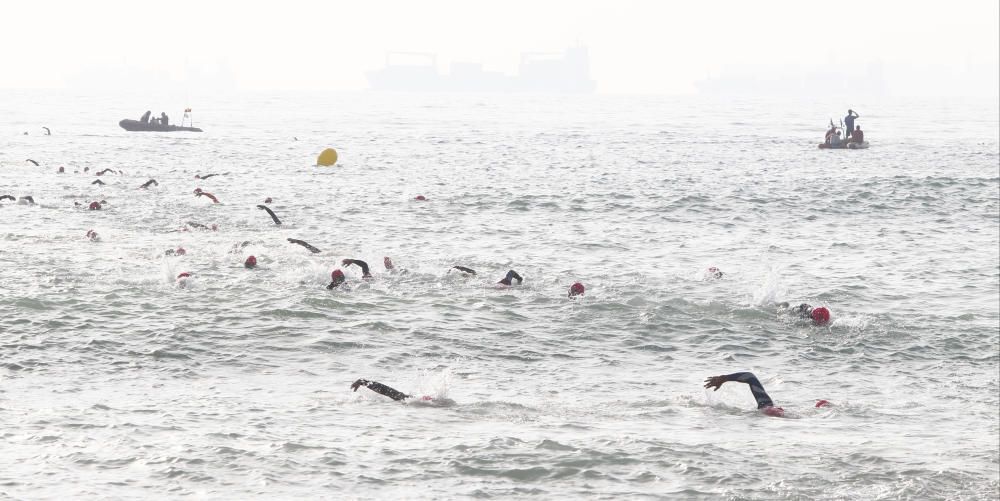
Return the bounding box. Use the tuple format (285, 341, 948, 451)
(119, 119, 202, 132)
(819, 141, 868, 149)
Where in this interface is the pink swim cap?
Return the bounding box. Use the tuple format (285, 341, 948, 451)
(815, 399, 830, 408)
(415, 195, 427, 201)
(177, 272, 191, 279)
(763, 406, 785, 417)
(569, 282, 585, 296)
(811, 307, 831, 325)
(331, 269, 345, 280)
(245, 256, 257, 268)
(176, 247, 186, 255)
(88, 201, 101, 210)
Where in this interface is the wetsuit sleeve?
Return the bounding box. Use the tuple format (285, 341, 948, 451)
(724, 372, 774, 408)
(352, 379, 409, 401)
(356, 260, 370, 277)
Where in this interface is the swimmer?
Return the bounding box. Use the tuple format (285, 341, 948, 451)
(42, 127, 50, 136)
(0, 195, 14, 202)
(704, 372, 786, 417)
(414, 195, 428, 201)
(498, 270, 523, 286)
(451, 266, 476, 276)
(139, 179, 158, 189)
(19, 196, 36, 205)
(92, 179, 106, 185)
(184, 222, 218, 231)
(569, 282, 585, 297)
(194, 173, 224, 180)
(257, 205, 282, 225)
(194, 188, 219, 204)
(88, 201, 102, 210)
(264, 197, 273, 204)
(383, 257, 395, 270)
(26, 159, 39, 166)
(777, 303, 831, 325)
(707, 267, 724, 279)
(327, 269, 346, 289)
(86, 229, 99, 241)
(96, 168, 117, 176)
(165, 247, 187, 256)
(342, 259, 372, 278)
(351, 379, 430, 402)
(57, 167, 65, 174)
(244, 256, 257, 269)
(287, 238, 321, 254)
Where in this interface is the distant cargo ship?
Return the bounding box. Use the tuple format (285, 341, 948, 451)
(366, 46, 596, 93)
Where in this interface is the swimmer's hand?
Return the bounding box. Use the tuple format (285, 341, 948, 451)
(351, 379, 370, 391)
(704, 376, 728, 391)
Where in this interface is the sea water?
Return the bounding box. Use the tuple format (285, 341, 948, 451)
(0, 91, 998, 499)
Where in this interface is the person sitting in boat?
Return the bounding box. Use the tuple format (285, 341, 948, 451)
(161, 112, 169, 126)
(824, 124, 838, 145)
(828, 130, 844, 147)
(850, 126, 864, 143)
(140, 110, 152, 123)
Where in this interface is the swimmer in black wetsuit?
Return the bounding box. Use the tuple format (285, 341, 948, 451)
(96, 168, 117, 176)
(194, 188, 219, 204)
(452, 266, 477, 275)
(342, 259, 372, 278)
(704, 372, 785, 417)
(257, 205, 282, 225)
(0, 195, 14, 202)
(195, 173, 226, 180)
(288, 238, 321, 253)
(327, 269, 346, 289)
(43, 127, 50, 136)
(351, 379, 410, 401)
(776, 302, 831, 325)
(91, 179, 105, 185)
(498, 270, 523, 286)
(140, 179, 158, 189)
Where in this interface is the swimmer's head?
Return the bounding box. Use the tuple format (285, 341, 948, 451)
(194, 188, 203, 195)
(383, 257, 394, 270)
(569, 282, 585, 297)
(88, 201, 101, 210)
(176, 247, 186, 255)
(414, 195, 427, 201)
(264, 197, 273, 204)
(86, 229, 98, 241)
(815, 399, 831, 408)
(328, 269, 346, 288)
(177, 272, 191, 279)
(57, 167, 65, 173)
(763, 406, 785, 417)
(708, 266, 723, 279)
(244, 255, 257, 268)
(811, 307, 830, 325)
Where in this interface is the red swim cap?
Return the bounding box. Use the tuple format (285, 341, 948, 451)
(245, 256, 257, 268)
(264, 197, 272, 204)
(176, 247, 186, 255)
(88, 201, 101, 210)
(177, 272, 191, 279)
(569, 282, 585, 296)
(331, 269, 345, 280)
(811, 307, 831, 325)
(815, 399, 830, 408)
(415, 195, 427, 201)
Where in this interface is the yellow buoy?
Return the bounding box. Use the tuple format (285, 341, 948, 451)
(316, 148, 338, 166)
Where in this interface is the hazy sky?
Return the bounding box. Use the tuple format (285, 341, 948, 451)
(2, 0, 997, 96)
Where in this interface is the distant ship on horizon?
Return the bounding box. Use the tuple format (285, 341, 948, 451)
(366, 46, 596, 93)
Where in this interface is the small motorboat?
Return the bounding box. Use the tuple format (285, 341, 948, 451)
(819, 140, 868, 149)
(119, 119, 202, 132)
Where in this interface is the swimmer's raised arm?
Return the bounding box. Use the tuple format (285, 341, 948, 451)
(256, 205, 282, 225)
(140, 179, 158, 189)
(91, 179, 105, 185)
(342, 259, 371, 278)
(498, 270, 523, 286)
(0, 195, 14, 201)
(351, 379, 410, 401)
(96, 168, 116, 176)
(195, 191, 220, 204)
(195, 173, 220, 180)
(452, 266, 477, 275)
(288, 238, 321, 253)
(26, 159, 39, 166)
(704, 372, 775, 409)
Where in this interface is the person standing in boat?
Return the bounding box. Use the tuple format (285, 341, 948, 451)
(140, 110, 152, 123)
(160, 112, 169, 126)
(844, 109, 859, 138)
